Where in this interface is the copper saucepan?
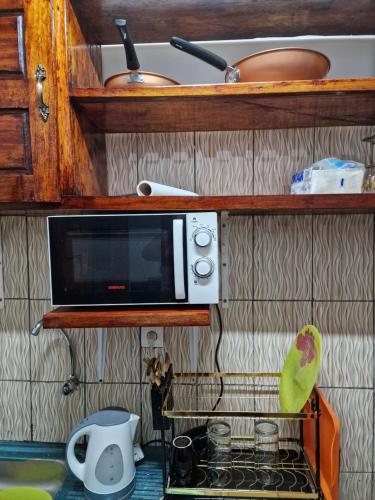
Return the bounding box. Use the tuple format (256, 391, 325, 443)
(105, 20, 179, 88)
(170, 37, 330, 83)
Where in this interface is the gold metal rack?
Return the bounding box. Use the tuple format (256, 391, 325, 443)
(161, 372, 322, 499)
(163, 372, 318, 420)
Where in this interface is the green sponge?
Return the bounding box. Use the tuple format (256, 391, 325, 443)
(0, 487, 52, 500)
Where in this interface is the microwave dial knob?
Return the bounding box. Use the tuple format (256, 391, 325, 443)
(193, 228, 212, 247)
(193, 257, 214, 278)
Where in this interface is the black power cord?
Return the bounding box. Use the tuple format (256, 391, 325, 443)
(210, 304, 224, 412)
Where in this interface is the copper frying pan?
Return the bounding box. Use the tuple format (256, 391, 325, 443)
(105, 20, 179, 88)
(170, 37, 330, 83)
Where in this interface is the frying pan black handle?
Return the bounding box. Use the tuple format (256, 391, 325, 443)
(115, 19, 140, 71)
(170, 37, 227, 72)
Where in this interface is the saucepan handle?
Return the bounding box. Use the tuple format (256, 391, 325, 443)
(170, 37, 228, 72)
(115, 19, 140, 71)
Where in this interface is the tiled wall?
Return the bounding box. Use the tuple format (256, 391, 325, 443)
(0, 125, 374, 499)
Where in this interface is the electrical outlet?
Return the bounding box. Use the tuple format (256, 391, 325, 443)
(141, 327, 164, 348)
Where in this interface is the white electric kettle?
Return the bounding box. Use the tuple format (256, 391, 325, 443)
(66, 407, 140, 499)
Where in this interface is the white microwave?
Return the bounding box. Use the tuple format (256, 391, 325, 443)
(47, 212, 219, 306)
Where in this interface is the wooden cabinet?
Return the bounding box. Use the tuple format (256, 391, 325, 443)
(0, 0, 107, 204)
(0, 0, 374, 205)
(0, 0, 58, 202)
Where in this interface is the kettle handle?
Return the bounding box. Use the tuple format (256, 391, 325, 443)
(66, 426, 92, 480)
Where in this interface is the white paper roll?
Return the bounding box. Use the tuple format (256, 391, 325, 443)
(136, 180, 198, 197)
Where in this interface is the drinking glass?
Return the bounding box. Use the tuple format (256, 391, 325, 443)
(207, 421, 232, 487)
(254, 420, 279, 485)
(171, 435, 193, 487)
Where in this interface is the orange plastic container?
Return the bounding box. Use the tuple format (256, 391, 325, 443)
(303, 387, 340, 500)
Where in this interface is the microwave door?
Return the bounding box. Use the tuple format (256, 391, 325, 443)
(173, 219, 186, 300)
(49, 214, 188, 306)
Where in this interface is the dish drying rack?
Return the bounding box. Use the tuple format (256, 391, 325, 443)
(159, 371, 339, 500)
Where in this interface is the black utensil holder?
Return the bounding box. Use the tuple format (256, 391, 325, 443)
(151, 366, 173, 431)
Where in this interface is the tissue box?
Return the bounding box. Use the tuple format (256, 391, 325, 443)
(291, 158, 365, 195)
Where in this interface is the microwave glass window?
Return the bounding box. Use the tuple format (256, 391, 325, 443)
(128, 230, 166, 287)
(70, 234, 129, 283)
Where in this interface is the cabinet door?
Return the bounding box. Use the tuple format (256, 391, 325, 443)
(0, 0, 58, 202)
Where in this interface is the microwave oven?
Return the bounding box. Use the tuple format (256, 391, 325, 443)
(47, 212, 219, 306)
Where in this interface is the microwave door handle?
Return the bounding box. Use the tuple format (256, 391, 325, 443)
(173, 219, 186, 300)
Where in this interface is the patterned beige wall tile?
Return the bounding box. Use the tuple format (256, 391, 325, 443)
(324, 388, 373, 472)
(85, 327, 140, 383)
(340, 473, 372, 500)
(164, 327, 190, 373)
(30, 300, 84, 382)
(0, 381, 30, 440)
(254, 128, 314, 195)
(0, 300, 29, 380)
(138, 133, 195, 191)
(228, 216, 253, 300)
(254, 216, 312, 300)
(106, 134, 137, 195)
(164, 323, 257, 375)
(315, 126, 375, 164)
(86, 383, 141, 442)
(314, 302, 372, 388)
(254, 301, 312, 373)
(1, 216, 28, 298)
(313, 214, 373, 300)
(86, 383, 140, 415)
(32, 382, 84, 442)
(28, 217, 50, 299)
(196, 131, 253, 195)
(198, 302, 253, 373)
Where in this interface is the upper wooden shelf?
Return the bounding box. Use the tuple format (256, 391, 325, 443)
(62, 194, 375, 215)
(70, 79, 375, 133)
(70, 0, 374, 44)
(43, 305, 210, 328)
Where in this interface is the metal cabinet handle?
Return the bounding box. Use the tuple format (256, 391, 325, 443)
(35, 64, 49, 122)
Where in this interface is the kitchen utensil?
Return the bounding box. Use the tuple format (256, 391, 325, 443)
(170, 435, 193, 487)
(254, 420, 279, 486)
(66, 407, 140, 499)
(162, 352, 171, 375)
(105, 20, 179, 88)
(362, 134, 375, 192)
(279, 325, 322, 413)
(170, 37, 330, 83)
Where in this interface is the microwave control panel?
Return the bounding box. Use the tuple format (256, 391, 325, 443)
(186, 212, 219, 304)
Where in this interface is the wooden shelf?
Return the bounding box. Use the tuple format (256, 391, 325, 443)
(70, 0, 374, 44)
(70, 79, 375, 133)
(42, 305, 210, 329)
(61, 194, 375, 215)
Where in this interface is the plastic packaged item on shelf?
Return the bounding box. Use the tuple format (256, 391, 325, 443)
(291, 157, 365, 194)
